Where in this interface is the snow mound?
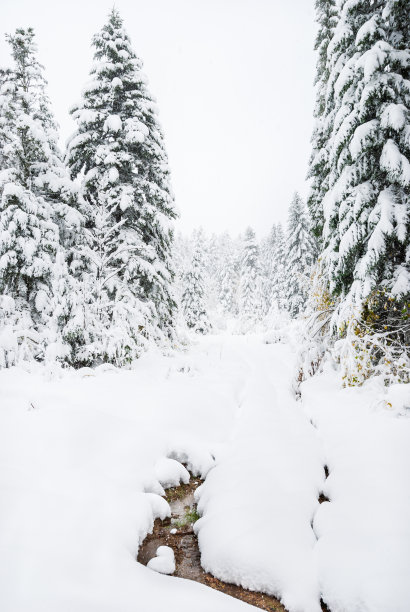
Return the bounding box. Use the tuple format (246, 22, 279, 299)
(147, 546, 175, 575)
(154, 457, 189, 488)
(168, 443, 215, 478)
(144, 493, 171, 521)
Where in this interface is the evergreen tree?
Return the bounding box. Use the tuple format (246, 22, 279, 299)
(238, 227, 263, 324)
(0, 30, 76, 222)
(260, 223, 279, 315)
(0, 28, 75, 360)
(205, 233, 219, 287)
(322, 0, 410, 319)
(66, 9, 177, 364)
(181, 236, 210, 334)
(219, 245, 238, 316)
(270, 223, 288, 314)
(67, 194, 154, 367)
(0, 68, 15, 174)
(209, 232, 237, 316)
(285, 193, 315, 317)
(172, 231, 191, 303)
(199, 229, 218, 313)
(307, 0, 338, 241)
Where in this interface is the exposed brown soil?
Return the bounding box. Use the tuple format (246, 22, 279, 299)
(138, 477, 287, 611)
(318, 466, 330, 504)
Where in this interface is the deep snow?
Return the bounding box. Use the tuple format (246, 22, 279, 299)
(302, 366, 410, 612)
(194, 340, 324, 612)
(0, 333, 409, 612)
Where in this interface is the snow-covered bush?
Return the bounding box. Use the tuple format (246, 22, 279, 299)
(292, 312, 332, 396)
(0, 299, 43, 368)
(334, 308, 410, 387)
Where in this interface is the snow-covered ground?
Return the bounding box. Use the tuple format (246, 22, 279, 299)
(0, 334, 409, 612)
(302, 366, 410, 612)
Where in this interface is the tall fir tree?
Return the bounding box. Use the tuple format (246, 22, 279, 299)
(307, 0, 338, 241)
(218, 240, 239, 317)
(269, 223, 288, 314)
(285, 193, 316, 317)
(0, 28, 76, 361)
(205, 232, 220, 310)
(238, 227, 263, 324)
(66, 9, 177, 364)
(320, 0, 410, 322)
(0, 68, 15, 173)
(172, 230, 191, 305)
(181, 234, 210, 334)
(260, 223, 279, 316)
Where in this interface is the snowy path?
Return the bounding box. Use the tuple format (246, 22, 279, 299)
(0, 334, 409, 612)
(195, 340, 323, 612)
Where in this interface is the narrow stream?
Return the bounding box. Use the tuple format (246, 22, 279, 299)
(138, 476, 287, 611)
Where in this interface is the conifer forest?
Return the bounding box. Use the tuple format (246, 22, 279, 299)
(0, 3, 409, 612)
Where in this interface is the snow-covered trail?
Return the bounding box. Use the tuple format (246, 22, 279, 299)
(0, 334, 324, 612)
(1, 334, 409, 612)
(195, 338, 324, 612)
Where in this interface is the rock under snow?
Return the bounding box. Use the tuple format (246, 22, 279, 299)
(154, 457, 190, 489)
(147, 546, 175, 575)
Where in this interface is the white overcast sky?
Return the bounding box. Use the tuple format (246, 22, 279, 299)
(1, 0, 317, 236)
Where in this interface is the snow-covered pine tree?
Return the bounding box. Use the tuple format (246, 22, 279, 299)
(0, 68, 15, 173)
(267, 223, 278, 252)
(205, 232, 218, 281)
(199, 230, 219, 314)
(218, 234, 239, 317)
(238, 227, 263, 326)
(0, 28, 76, 362)
(181, 235, 210, 334)
(219, 261, 236, 317)
(172, 231, 190, 300)
(307, 0, 338, 242)
(322, 0, 410, 323)
(260, 223, 279, 316)
(285, 193, 316, 317)
(271, 223, 287, 313)
(64, 193, 152, 367)
(1, 30, 78, 238)
(66, 9, 177, 365)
